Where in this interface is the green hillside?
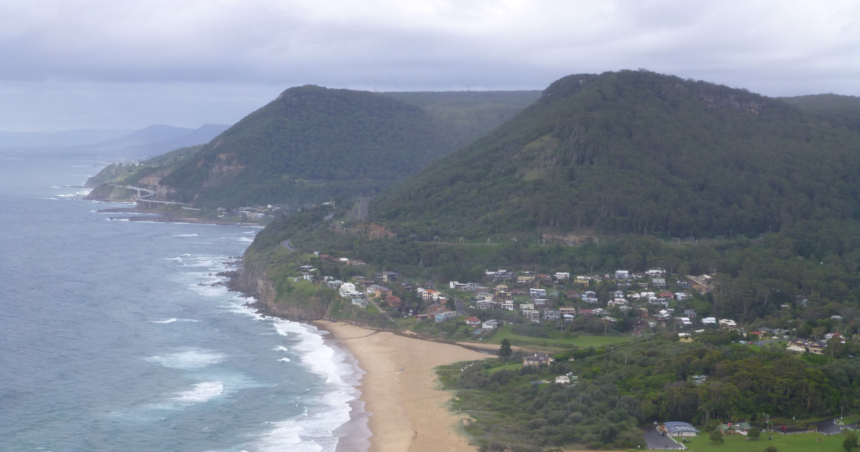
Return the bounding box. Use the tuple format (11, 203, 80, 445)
(158, 86, 539, 208)
(371, 70, 860, 238)
(782, 93, 860, 131)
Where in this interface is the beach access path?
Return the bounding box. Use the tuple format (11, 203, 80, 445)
(316, 321, 490, 452)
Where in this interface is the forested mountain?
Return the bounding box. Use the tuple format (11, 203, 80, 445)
(371, 70, 860, 238)
(157, 86, 539, 208)
(782, 93, 860, 131)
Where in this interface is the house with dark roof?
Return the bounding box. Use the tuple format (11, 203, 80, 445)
(523, 353, 554, 366)
(657, 422, 699, 437)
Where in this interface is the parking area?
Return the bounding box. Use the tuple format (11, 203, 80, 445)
(642, 427, 685, 449)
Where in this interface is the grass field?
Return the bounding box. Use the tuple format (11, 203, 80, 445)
(484, 325, 633, 351)
(684, 431, 851, 452)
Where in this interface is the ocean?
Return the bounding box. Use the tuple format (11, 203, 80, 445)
(0, 158, 369, 452)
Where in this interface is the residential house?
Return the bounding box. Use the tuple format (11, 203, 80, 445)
(422, 289, 440, 302)
(425, 303, 443, 314)
(676, 317, 693, 329)
(582, 291, 599, 303)
(691, 375, 708, 385)
(702, 317, 717, 327)
(435, 311, 458, 323)
(675, 292, 689, 301)
(579, 309, 594, 317)
(555, 272, 570, 281)
(519, 303, 535, 310)
(476, 300, 497, 310)
(638, 307, 650, 318)
(349, 259, 366, 266)
(351, 298, 368, 308)
(658, 422, 699, 438)
(326, 280, 343, 290)
(683, 309, 697, 318)
(786, 339, 809, 353)
(530, 288, 547, 298)
(522, 309, 541, 322)
(482, 319, 500, 330)
(465, 317, 481, 326)
(386, 295, 402, 307)
(377, 271, 398, 282)
(643, 269, 661, 278)
(523, 353, 554, 366)
(563, 313, 575, 323)
(808, 340, 828, 355)
(607, 298, 627, 308)
(574, 276, 591, 286)
(340, 282, 359, 298)
(559, 307, 576, 315)
(615, 270, 629, 280)
(658, 291, 674, 300)
(501, 300, 515, 310)
(449, 281, 467, 290)
(718, 319, 737, 329)
(476, 291, 494, 300)
(555, 375, 570, 384)
(533, 299, 548, 307)
(544, 310, 561, 321)
(652, 278, 667, 289)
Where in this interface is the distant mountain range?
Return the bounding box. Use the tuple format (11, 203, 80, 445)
(0, 124, 230, 160)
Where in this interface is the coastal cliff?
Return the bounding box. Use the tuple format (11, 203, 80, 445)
(230, 253, 334, 321)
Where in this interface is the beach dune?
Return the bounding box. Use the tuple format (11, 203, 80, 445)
(317, 321, 490, 452)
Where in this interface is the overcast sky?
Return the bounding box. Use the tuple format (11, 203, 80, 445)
(2, 0, 859, 132)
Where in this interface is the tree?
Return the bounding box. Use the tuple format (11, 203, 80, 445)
(709, 429, 724, 444)
(764, 447, 778, 452)
(747, 427, 761, 440)
(845, 433, 858, 452)
(499, 339, 512, 362)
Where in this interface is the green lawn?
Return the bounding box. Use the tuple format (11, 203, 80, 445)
(685, 431, 851, 452)
(483, 325, 633, 351)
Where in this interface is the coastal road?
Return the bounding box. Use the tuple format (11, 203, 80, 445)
(454, 298, 467, 316)
(642, 428, 685, 449)
(282, 239, 296, 251)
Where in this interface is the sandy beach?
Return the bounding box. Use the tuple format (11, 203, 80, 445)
(316, 321, 491, 452)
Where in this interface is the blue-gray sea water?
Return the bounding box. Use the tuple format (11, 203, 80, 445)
(0, 158, 368, 452)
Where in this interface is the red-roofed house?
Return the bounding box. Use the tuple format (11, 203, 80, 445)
(465, 317, 481, 326)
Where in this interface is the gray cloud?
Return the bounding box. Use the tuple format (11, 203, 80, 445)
(1, 0, 859, 131)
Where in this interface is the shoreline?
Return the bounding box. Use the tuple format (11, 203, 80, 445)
(95, 207, 265, 226)
(314, 320, 490, 452)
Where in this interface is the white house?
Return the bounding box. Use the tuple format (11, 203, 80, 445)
(555, 375, 570, 384)
(582, 291, 598, 303)
(702, 317, 717, 326)
(615, 270, 629, 280)
(530, 288, 547, 298)
(555, 272, 570, 280)
(482, 319, 500, 330)
(501, 301, 515, 310)
(340, 282, 358, 298)
(351, 298, 368, 308)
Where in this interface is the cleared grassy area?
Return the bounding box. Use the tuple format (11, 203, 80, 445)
(487, 362, 523, 374)
(684, 431, 849, 452)
(484, 325, 633, 351)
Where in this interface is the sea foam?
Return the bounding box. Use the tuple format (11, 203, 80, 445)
(173, 381, 224, 403)
(145, 349, 226, 369)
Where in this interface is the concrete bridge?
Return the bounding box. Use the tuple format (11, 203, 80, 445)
(110, 184, 187, 208)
